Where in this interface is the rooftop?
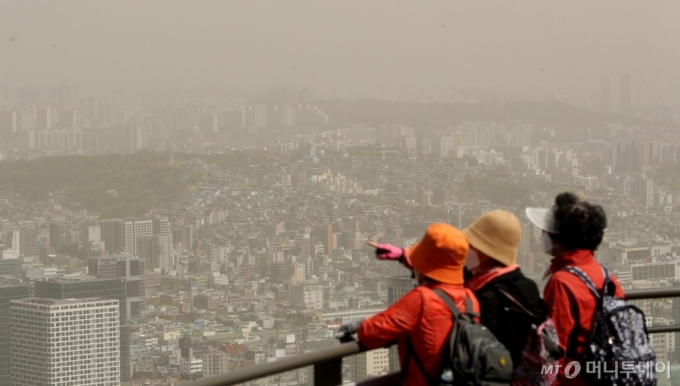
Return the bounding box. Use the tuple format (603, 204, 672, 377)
(11, 297, 119, 306)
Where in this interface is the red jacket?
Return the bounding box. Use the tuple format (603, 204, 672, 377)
(357, 282, 480, 385)
(544, 249, 624, 386)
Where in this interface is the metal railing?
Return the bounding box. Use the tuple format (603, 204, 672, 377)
(186, 287, 680, 386)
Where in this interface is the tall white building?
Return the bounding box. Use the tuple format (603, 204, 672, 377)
(124, 218, 153, 255)
(11, 298, 121, 386)
(99, 218, 159, 255)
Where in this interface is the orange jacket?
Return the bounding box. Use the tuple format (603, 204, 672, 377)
(357, 282, 480, 385)
(544, 249, 624, 386)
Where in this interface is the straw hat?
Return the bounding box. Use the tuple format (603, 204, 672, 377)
(407, 223, 468, 285)
(462, 211, 521, 267)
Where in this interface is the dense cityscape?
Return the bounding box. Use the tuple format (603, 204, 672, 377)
(0, 78, 678, 386)
(2, 1, 680, 385)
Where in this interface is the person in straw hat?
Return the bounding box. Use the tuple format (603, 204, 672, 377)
(338, 223, 480, 386)
(372, 211, 545, 370)
(461, 210, 545, 369)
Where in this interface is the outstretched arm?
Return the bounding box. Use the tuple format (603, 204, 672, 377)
(369, 242, 413, 269)
(356, 288, 423, 349)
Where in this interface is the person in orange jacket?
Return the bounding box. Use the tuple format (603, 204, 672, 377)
(526, 192, 624, 386)
(337, 223, 480, 385)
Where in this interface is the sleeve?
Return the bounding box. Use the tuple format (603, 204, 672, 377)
(357, 288, 423, 350)
(543, 274, 576, 352)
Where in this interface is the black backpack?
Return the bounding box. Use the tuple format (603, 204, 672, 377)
(402, 288, 513, 385)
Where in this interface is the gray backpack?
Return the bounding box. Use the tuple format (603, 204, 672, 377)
(402, 288, 513, 385)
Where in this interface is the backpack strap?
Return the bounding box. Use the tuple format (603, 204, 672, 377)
(431, 289, 467, 385)
(560, 266, 601, 300)
(559, 265, 606, 359)
(433, 288, 479, 319)
(601, 266, 616, 297)
(498, 288, 536, 318)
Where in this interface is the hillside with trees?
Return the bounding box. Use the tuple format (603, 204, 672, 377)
(0, 152, 201, 217)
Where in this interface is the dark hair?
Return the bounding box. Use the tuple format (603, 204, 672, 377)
(551, 192, 607, 251)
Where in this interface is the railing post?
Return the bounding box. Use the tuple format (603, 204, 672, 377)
(314, 357, 343, 386)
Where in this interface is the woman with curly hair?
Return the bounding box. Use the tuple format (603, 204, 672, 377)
(526, 192, 624, 386)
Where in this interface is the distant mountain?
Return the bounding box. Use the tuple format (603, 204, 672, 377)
(319, 99, 644, 130)
(456, 87, 524, 102)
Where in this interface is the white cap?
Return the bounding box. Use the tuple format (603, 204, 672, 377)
(525, 207, 559, 234)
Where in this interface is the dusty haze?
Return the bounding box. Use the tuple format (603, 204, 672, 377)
(1, 0, 679, 101)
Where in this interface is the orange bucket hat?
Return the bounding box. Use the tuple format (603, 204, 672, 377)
(407, 223, 469, 285)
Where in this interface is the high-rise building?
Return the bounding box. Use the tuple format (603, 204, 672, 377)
(19, 227, 37, 258)
(600, 76, 611, 112)
(99, 217, 167, 255)
(620, 74, 631, 113)
(99, 219, 123, 253)
(622, 178, 632, 198)
(438, 136, 456, 158)
(137, 233, 173, 271)
(282, 104, 295, 127)
(326, 224, 333, 259)
(152, 217, 169, 235)
(184, 225, 194, 252)
(248, 105, 267, 132)
(123, 218, 153, 255)
(34, 275, 131, 382)
(88, 255, 146, 318)
(36, 106, 52, 131)
(1, 231, 19, 259)
(11, 297, 120, 386)
(82, 224, 104, 254)
(4, 231, 19, 251)
(49, 222, 66, 249)
(643, 179, 654, 208)
(0, 284, 29, 386)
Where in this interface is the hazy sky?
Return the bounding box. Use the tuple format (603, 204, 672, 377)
(1, 0, 679, 101)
